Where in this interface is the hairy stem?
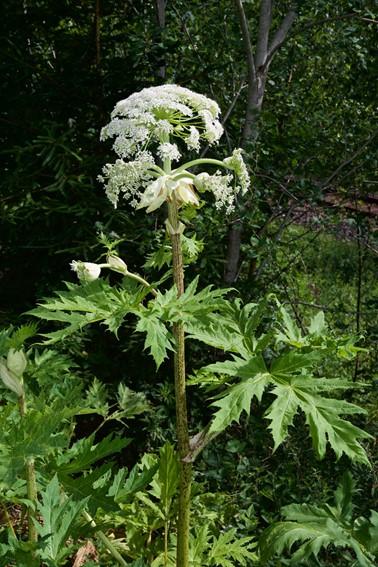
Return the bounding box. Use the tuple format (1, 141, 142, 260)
(18, 394, 38, 544)
(165, 165, 191, 566)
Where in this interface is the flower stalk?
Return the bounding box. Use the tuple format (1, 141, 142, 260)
(165, 163, 192, 567)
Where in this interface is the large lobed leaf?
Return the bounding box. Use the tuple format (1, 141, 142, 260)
(201, 312, 371, 464)
(29, 279, 142, 342)
(259, 472, 377, 566)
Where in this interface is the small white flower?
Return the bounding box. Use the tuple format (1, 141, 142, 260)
(194, 171, 236, 214)
(186, 126, 200, 151)
(70, 261, 101, 282)
(98, 156, 154, 208)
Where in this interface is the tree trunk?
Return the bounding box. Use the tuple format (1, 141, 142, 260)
(155, 0, 167, 79)
(224, 0, 296, 283)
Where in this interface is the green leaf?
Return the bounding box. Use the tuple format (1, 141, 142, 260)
(117, 384, 150, 417)
(59, 463, 116, 515)
(207, 529, 257, 566)
(260, 474, 377, 566)
(367, 511, 378, 554)
(265, 387, 300, 450)
(276, 305, 306, 347)
(135, 312, 174, 368)
(158, 443, 179, 518)
(54, 434, 130, 474)
(264, 377, 372, 464)
(29, 279, 140, 343)
(205, 354, 268, 381)
(186, 314, 246, 355)
(209, 372, 271, 434)
(0, 405, 73, 485)
(8, 324, 38, 350)
(35, 475, 89, 564)
(270, 351, 320, 377)
(334, 471, 354, 521)
(116, 461, 159, 504)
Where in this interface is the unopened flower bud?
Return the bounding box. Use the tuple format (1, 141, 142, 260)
(7, 348, 27, 377)
(175, 178, 200, 207)
(0, 360, 24, 397)
(107, 254, 127, 274)
(70, 260, 101, 282)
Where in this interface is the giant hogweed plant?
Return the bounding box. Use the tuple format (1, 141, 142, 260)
(24, 85, 373, 566)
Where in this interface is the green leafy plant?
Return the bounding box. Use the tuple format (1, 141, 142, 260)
(0, 325, 151, 566)
(260, 472, 378, 566)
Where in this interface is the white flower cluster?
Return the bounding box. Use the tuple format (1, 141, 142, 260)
(194, 172, 238, 214)
(98, 86, 251, 214)
(157, 142, 181, 162)
(100, 85, 223, 159)
(223, 148, 250, 195)
(97, 153, 155, 208)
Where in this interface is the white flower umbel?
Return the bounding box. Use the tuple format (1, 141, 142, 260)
(98, 154, 157, 208)
(223, 148, 250, 195)
(100, 85, 223, 159)
(194, 172, 237, 214)
(158, 142, 181, 162)
(99, 85, 251, 213)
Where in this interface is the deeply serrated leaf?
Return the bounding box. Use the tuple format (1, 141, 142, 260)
(209, 372, 271, 434)
(265, 386, 300, 449)
(54, 434, 130, 474)
(35, 475, 89, 563)
(260, 478, 377, 566)
(116, 462, 158, 503)
(29, 279, 140, 342)
(135, 312, 174, 368)
(264, 377, 371, 464)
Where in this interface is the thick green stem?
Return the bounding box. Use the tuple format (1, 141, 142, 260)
(18, 394, 38, 545)
(173, 157, 229, 174)
(83, 511, 128, 566)
(167, 197, 192, 567)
